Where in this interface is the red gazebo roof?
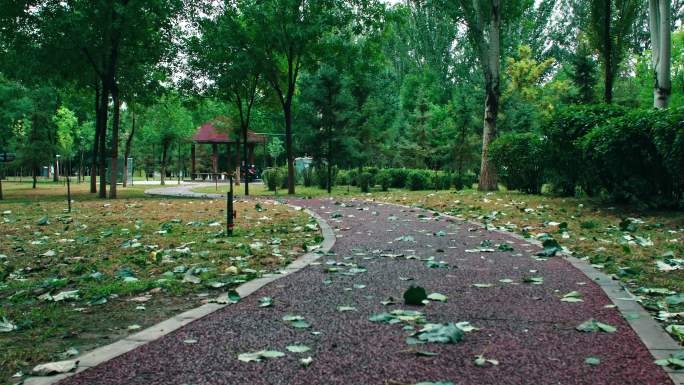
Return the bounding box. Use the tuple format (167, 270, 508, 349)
(192, 116, 267, 144)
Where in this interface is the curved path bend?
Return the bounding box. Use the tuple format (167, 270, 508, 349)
(46, 185, 676, 385)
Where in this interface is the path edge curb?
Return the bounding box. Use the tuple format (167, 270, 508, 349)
(22, 204, 335, 385)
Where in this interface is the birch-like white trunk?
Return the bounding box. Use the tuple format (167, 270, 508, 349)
(649, 0, 671, 108)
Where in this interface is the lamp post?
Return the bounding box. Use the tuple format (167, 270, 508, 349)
(226, 173, 235, 237)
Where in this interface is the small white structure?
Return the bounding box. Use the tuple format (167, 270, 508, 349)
(295, 156, 313, 172)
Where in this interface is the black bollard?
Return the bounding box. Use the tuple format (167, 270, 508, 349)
(227, 175, 234, 236)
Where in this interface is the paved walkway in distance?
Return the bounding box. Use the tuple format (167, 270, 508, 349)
(56, 195, 673, 385)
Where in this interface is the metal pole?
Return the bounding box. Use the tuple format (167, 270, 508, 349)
(227, 175, 234, 237)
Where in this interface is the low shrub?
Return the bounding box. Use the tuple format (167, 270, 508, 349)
(578, 109, 672, 206)
(652, 109, 684, 204)
(336, 170, 350, 185)
(454, 172, 478, 190)
(316, 165, 337, 190)
(262, 168, 283, 191)
(489, 132, 545, 194)
(543, 104, 627, 196)
(388, 168, 410, 188)
(432, 171, 452, 190)
(358, 172, 373, 192)
(301, 167, 316, 187)
(347, 169, 359, 186)
(407, 169, 431, 190)
(376, 169, 392, 191)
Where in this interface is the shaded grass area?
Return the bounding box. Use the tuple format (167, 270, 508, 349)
(0, 181, 321, 383)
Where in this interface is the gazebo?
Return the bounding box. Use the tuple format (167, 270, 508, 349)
(190, 116, 267, 181)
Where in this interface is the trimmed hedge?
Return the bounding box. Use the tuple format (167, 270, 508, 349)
(543, 104, 627, 196)
(407, 170, 432, 190)
(262, 168, 284, 191)
(489, 132, 544, 194)
(376, 169, 392, 191)
(578, 109, 676, 205)
(530, 105, 684, 207)
(454, 172, 478, 190)
(358, 172, 373, 192)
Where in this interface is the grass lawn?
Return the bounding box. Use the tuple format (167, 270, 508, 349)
(0, 181, 322, 383)
(196, 182, 684, 341)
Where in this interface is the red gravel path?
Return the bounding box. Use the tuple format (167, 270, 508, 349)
(56, 198, 672, 385)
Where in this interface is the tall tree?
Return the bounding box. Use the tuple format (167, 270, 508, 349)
(189, 1, 262, 195)
(456, 0, 500, 191)
(587, 0, 640, 103)
(649, 0, 672, 108)
(8, 0, 183, 198)
(569, 35, 598, 104)
(298, 65, 354, 193)
(246, 0, 350, 194)
(143, 96, 193, 185)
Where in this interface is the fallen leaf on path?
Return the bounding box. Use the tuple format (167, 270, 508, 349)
(286, 345, 311, 353)
(237, 350, 285, 362)
(576, 319, 616, 333)
(474, 354, 499, 367)
(32, 360, 78, 376)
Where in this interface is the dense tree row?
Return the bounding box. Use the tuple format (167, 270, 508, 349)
(0, 0, 682, 201)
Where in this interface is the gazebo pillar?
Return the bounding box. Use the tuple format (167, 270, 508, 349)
(211, 143, 218, 174)
(191, 144, 196, 180)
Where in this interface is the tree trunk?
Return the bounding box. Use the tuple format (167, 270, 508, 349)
(649, 0, 671, 108)
(243, 123, 249, 196)
(91, 82, 100, 193)
(285, 102, 295, 194)
(109, 88, 120, 198)
(123, 111, 135, 187)
(161, 143, 168, 186)
(32, 166, 37, 189)
(97, 79, 109, 199)
(603, 0, 613, 104)
(0, 166, 3, 200)
(66, 158, 72, 212)
(54, 157, 59, 182)
(478, 0, 500, 192)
